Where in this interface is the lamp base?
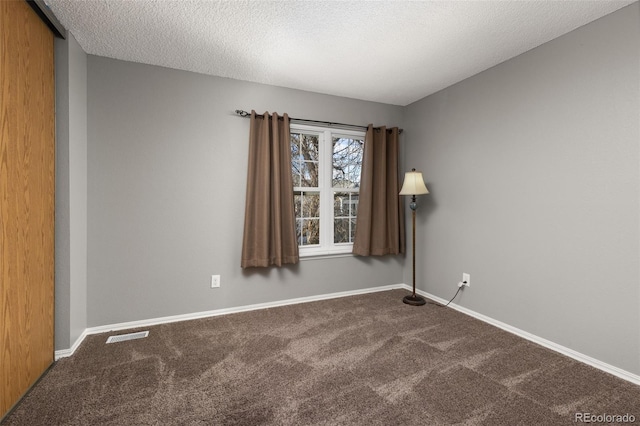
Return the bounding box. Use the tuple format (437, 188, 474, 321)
(403, 294, 426, 306)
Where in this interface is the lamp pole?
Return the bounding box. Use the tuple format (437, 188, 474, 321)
(404, 193, 426, 305)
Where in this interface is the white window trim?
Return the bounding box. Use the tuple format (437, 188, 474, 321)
(291, 124, 365, 258)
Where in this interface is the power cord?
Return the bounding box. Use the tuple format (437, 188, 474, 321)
(444, 286, 463, 307)
(422, 280, 468, 307)
(435, 280, 467, 307)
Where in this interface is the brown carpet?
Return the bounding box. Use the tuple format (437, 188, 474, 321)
(3, 289, 639, 425)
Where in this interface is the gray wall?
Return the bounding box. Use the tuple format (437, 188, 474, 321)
(404, 3, 640, 375)
(86, 57, 405, 327)
(55, 32, 88, 350)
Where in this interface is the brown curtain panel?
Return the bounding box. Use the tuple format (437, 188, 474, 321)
(241, 111, 299, 268)
(352, 125, 405, 256)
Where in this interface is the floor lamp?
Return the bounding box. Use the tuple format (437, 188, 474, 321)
(400, 168, 429, 306)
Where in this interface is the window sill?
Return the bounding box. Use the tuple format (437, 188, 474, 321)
(299, 251, 354, 261)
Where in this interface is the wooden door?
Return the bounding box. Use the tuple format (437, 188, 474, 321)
(1, 0, 55, 417)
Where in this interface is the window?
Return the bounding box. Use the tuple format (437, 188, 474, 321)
(291, 124, 365, 256)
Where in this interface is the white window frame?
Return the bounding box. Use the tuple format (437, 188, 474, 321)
(291, 124, 365, 258)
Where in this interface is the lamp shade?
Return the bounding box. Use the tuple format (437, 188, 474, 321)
(399, 169, 429, 195)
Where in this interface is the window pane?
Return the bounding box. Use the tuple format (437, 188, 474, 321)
(301, 219, 320, 245)
(350, 193, 359, 217)
(292, 130, 319, 185)
(332, 137, 363, 188)
(292, 160, 302, 187)
(334, 192, 358, 218)
(300, 161, 319, 187)
(301, 134, 319, 161)
(296, 191, 320, 217)
(291, 133, 301, 160)
(350, 218, 357, 242)
(334, 219, 349, 243)
(294, 193, 302, 217)
(291, 133, 309, 187)
(302, 192, 320, 218)
(296, 191, 320, 246)
(334, 192, 348, 217)
(334, 192, 358, 243)
(334, 193, 345, 217)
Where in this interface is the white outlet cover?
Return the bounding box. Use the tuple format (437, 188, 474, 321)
(462, 273, 470, 286)
(211, 275, 220, 288)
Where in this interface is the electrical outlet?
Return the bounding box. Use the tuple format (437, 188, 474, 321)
(462, 273, 470, 287)
(211, 275, 220, 288)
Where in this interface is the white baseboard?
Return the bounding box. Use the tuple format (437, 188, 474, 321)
(403, 284, 640, 387)
(55, 284, 404, 360)
(54, 328, 89, 360)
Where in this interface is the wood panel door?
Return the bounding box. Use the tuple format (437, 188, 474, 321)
(1, 0, 55, 417)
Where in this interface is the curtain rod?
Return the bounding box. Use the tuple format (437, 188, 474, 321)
(234, 110, 403, 133)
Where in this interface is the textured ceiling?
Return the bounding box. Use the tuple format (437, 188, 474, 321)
(45, 0, 636, 106)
